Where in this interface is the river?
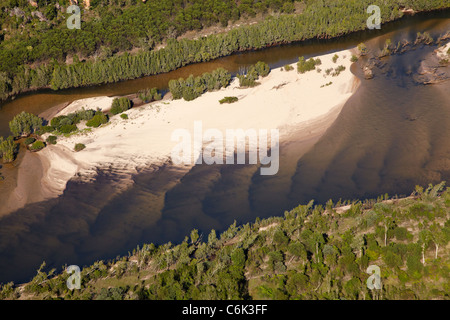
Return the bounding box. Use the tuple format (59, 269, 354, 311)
(0, 11, 449, 284)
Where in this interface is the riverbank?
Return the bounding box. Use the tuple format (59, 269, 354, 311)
(19, 49, 357, 207)
(1, 5, 449, 103)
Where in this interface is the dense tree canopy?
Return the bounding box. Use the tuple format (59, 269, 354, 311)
(1, 0, 449, 101)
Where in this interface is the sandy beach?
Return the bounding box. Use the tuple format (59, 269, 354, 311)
(3, 49, 360, 214)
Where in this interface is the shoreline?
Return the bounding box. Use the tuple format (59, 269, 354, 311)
(2, 49, 360, 216)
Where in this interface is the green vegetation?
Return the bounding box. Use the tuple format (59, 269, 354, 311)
(120, 114, 129, 120)
(320, 82, 333, 88)
(351, 55, 359, 62)
(297, 56, 321, 73)
(50, 108, 96, 134)
(415, 32, 434, 45)
(9, 111, 42, 137)
(0, 136, 17, 163)
(332, 65, 346, 77)
(23, 137, 36, 146)
(29, 140, 46, 152)
(357, 42, 368, 56)
(237, 61, 270, 87)
(169, 67, 231, 101)
(283, 64, 294, 71)
(381, 38, 393, 57)
(219, 96, 239, 104)
(74, 143, 86, 152)
(2, 1, 448, 101)
(332, 54, 339, 63)
(138, 88, 162, 103)
(110, 98, 132, 115)
(3, 183, 450, 300)
(86, 112, 108, 128)
(46, 135, 57, 145)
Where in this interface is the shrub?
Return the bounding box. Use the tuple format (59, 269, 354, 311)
(111, 98, 132, 115)
(9, 112, 43, 137)
(120, 113, 128, 119)
(357, 43, 368, 55)
(59, 124, 77, 134)
(219, 96, 238, 104)
(50, 116, 68, 130)
(38, 126, 54, 134)
(254, 61, 270, 77)
(138, 88, 162, 102)
(297, 56, 321, 73)
(74, 143, 86, 152)
(332, 54, 339, 63)
(23, 137, 36, 145)
(0, 136, 17, 163)
(237, 72, 258, 87)
(46, 135, 57, 145)
(29, 141, 46, 152)
(76, 108, 96, 121)
(169, 67, 232, 100)
(284, 64, 294, 71)
(86, 112, 108, 128)
(237, 62, 270, 87)
(350, 55, 358, 62)
(332, 65, 346, 76)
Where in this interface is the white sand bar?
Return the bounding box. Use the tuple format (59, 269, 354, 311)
(37, 49, 360, 199)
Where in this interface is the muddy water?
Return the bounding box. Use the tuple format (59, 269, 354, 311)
(0, 12, 449, 284)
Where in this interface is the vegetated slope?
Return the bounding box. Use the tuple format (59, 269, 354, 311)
(1, 183, 449, 300)
(1, 0, 450, 100)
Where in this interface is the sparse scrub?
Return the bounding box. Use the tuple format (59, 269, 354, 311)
(46, 136, 57, 145)
(110, 98, 132, 115)
(0, 136, 17, 163)
(297, 57, 321, 73)
(332, 65, 346, 76)
(219, 96, 239, 104)
(74, 143, 86, 152)
(86, 112, 108, 128)
(357, 43, 368, 56)
(332, 54, 339, 63)
(237, 62, 270, 88)
(138, 88, 162, 103)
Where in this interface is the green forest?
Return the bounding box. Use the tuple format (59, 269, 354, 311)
(1, 183, 449, 300)
(1, 0, 449, 101)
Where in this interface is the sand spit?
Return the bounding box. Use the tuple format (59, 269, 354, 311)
(8, 49, 360, 211)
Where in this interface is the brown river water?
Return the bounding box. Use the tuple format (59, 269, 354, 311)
(0, 11, 449, 283)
